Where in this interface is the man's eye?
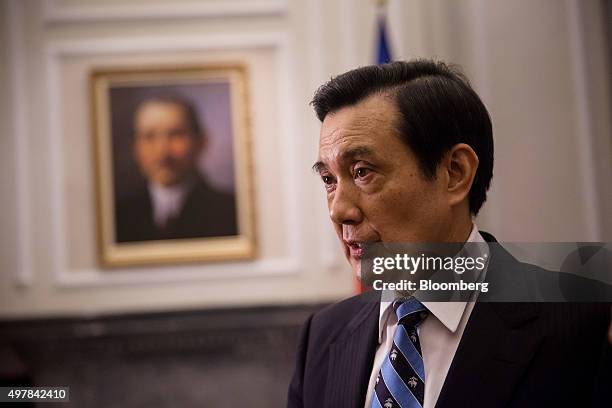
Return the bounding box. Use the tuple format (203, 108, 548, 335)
(321, 175, 334, 184)
(138, 132, 153, 141)
(354, 167, 371, 178)
(169, 128, 190, 139)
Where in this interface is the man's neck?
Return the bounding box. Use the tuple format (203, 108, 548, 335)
(148, 176, 196, 228)
(445, 205, 474, 243)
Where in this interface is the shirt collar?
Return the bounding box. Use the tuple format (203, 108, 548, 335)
(148, 178, 194, 227)
(149, 180, 191, 202)
(377, 224, 489, 342)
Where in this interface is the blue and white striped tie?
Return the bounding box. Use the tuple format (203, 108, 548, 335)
(371, 298, 428, 408)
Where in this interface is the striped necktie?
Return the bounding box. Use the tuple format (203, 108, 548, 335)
(371, 298, 428, 408)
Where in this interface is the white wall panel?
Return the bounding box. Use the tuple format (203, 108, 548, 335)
(1, 0, 609, 317)
(42, 0, 287, 22)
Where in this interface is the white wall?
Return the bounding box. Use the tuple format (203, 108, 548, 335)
(1, 0, 610, 318)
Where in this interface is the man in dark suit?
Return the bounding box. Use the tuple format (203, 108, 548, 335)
(115, 95, 237, 243)
(288, 60, 611, 407)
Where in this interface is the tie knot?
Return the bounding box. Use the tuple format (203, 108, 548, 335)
(392, 298, 428, 327)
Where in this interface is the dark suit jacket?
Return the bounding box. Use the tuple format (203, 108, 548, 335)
(287, 233, 612, 407)
(115, 175, 237, 243)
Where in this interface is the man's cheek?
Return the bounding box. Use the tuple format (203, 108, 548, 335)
(333, 224, 343, 239)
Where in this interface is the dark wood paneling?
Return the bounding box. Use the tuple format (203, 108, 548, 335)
(0, 304, 327, 407)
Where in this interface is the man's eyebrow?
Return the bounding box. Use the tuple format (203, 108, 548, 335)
(311, 146, 377, 174)
(312, 161, 326, 174)
(340, 146, 376, 161)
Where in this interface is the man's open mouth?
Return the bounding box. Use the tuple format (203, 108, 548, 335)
(345, 240, 378, 259)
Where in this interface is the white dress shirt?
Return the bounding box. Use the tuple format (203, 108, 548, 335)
(364, 225, 489, 408)
(148, 180, 192, 228)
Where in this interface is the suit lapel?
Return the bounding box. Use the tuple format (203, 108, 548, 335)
(325, 293, 380, 408)
(436, 233, 544, 407)
(435, 302, 542, 407)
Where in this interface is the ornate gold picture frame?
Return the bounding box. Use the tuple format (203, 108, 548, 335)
(90, 65, 255, 267)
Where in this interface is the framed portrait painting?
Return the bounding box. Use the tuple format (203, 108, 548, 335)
(90, 64, 255, 267)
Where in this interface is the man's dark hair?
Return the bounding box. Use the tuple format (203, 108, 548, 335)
(135, 94, 204, 140)
(311, 59, 493, 215)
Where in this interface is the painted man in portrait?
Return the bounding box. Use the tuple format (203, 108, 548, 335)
(115, 95, 237, 243)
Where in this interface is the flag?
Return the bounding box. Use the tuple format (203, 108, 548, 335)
(376, 11, 392, 64)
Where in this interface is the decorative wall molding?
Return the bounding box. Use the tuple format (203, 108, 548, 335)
(307, 0, 345, 272)
(8, 0, 33, 287)
(564, 0, 602, 240)
(44, 32, 303, 287)
(42, 0, 288, 23)
(338, 0, 360, 70)
(465, 0, 504, 235)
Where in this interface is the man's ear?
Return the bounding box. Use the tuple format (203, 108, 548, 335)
(443, 143, 479, 208)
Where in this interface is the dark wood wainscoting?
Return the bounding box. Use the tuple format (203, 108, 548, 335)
(0, 304, 327, 407)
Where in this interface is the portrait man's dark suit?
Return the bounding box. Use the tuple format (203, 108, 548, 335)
(287, 232, 612, 407)
(115, 175, 237, 242)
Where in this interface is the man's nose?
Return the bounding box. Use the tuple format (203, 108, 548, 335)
(153, 133, 172, 154)
(329, 182, 363, 225)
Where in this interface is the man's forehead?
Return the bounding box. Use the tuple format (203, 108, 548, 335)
(315, 94, 399, 166)
(313, 138, 382, 173)
(320, 93, 396, 137)
(137, 100, 186, 116)
(318, 133, 377, 157)
(320, 108, 392, 139)
(317, 121, 394, 159)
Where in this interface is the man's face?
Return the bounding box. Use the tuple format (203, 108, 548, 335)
(315, 94, 451, 275)
(133, 101, 202, 187)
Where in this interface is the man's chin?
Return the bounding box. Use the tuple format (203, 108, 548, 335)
(151, 174, 181, 187)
